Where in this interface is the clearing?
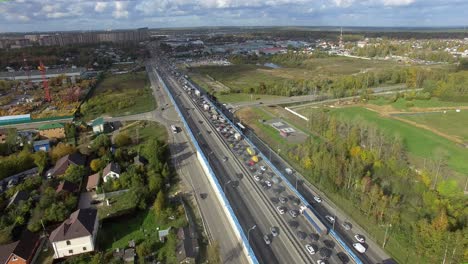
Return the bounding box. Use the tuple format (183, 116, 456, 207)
(81, 72, 156, 121)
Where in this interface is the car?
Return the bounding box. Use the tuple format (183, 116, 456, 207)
(263, 235, 271, 245)
(265, 180, 272, 187)
(325, 215, 335, 224)
(289, 210, 299, 218)
(305, 244, 316, 255)
(354, 234, 365, 243)
(276, 206, 286, 215)
(285, 168, 293, 174)
(254, 175, 261, 181)
(279, 196, 287, 203)
(353, 242, 366, 253)
(314, 196, 322, 203)
(270, 226, 279, 237)
(317, 260, 327, 264)
(260, 166, 267, 171)
(342, 222, 352, 230)
(222, 156, 228, 162)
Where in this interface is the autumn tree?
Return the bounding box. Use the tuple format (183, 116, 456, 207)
(50, 143, 76, 163)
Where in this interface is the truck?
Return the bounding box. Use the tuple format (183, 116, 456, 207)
(246, 147, 256, 156)
(234, 133, 242, 141)
(299, 205, 328, 236)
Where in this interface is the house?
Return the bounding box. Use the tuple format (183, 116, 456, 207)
(102, 162, 121, 183)
(56, 180, 79, 194)
(46, 153, 85, 178)
(49, 208, 99, 259)
(176, 226, 199, 264)
(158, 227, 171, 243)
(0, 128, 7, 144)
(33, 139, 50, 152)
(7, 190, 29, 208)
(0, 231, 42, 264)
(86, 172, 101, 191)
(38, 123, 65, 139)
(91, 117, 104, 134)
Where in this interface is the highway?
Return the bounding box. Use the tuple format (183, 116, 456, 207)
(152, 50, 359, 264)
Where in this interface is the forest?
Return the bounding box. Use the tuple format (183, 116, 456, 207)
(287, 110, 467, 263)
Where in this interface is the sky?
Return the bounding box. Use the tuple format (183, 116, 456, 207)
(0, 0, 467, 32)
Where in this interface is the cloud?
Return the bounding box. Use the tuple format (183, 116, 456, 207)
(113, 1, 129, 18)
(382, 0, 415, 6)
(95, 2, 107, 13)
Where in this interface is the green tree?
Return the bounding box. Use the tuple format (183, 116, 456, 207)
(90, 158, 105, 172)
(153, 190, 165, 216)
(50, 143, 76, 163)
(207, 241, 221, 264)
(114, 132, 132, 147)
(91, 134, 111, 151)
(63, 165, 87, 184)
(33, 151, 48, 174)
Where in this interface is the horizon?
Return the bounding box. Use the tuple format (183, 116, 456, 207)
(1, 0, 467, 33)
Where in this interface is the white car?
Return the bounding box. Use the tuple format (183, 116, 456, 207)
(305, 244, 316, 255)
(254, 175, 261, 181)
(317, 260, 326, 264)
(353, 242, 366, 253)
(276, 206, 285, 215)
(354, 234, 365, 243)
(325, 215, 335, 224)
(265, 180, 272, 187)
(314, 196, 322, 203)
(260, 166, 267, 171)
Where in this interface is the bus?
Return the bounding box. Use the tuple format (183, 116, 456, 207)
(171, 125, 178, 134)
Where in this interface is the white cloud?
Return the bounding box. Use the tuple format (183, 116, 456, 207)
(95, 2, 107, 13)
(113, 1, 129, 18)
(381, 0, 415, 6)
(331, 0, 355, 7)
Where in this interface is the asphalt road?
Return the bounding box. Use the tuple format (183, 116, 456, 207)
(154, 56, 357, 264)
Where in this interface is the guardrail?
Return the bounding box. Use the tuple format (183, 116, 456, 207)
(189, 78, 364, 264)
(155, 69, 259, 264)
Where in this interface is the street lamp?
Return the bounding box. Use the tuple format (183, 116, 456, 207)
(247, 224, 256, 243)
(223, 179, 233, 194)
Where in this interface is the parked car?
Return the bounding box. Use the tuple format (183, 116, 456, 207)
(353, 243, 366, 253)
(305, 244, 316, 255)
(279, 196, 287, 203)
(314, 196, 322, 203)
(325, 215, 335, 224)
(354, 234, 365, 243)
(264, 180, 272, 187)
(276, 206, 286, 215)
(289, 210, 299, 218)
(260, 166, 267, 171)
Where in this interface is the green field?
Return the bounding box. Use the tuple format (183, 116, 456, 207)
(396, 110, 468, 141)
(216, 93, 286, 103)
(368, 97, 468, 110)
(302, 107, 468, 184)
(81, 72, 156, 121)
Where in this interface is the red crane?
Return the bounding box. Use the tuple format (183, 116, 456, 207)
(38, 61, 51, 102)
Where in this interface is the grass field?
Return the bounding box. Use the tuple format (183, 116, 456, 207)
(81, 72, 156, 121)
(216, 93, 286, 103)
(119, 121, 168, 146)
(396, 110, 468, 141)
(300, 106, 468, 185)
(368, 97, 468, 111)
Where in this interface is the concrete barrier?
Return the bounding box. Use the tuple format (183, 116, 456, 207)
(155, 69, 259, 264)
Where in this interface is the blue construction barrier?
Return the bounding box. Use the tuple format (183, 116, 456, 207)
(198, 82, 364, 264)
(155, 69, 259, 264)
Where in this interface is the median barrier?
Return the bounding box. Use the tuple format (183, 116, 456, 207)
(155, 69, 259, 264)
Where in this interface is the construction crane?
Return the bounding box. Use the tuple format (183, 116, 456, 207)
(38, 61, 51, 102)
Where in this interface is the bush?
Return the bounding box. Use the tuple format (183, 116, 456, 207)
(114, 133, 132, 147)
(405, 102, 415, 108)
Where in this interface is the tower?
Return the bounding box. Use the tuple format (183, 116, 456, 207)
(339, 27, 344, 50)
(38, 61, 51, 102)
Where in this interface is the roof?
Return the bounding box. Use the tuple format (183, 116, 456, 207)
(56, 180, 78, 193)
(38, 123, 64, 131)
(0, 231, 40, 263)
(176, 227, 198, 262)
(103, 162, 120, 176)
(48, 153, 85, 177)
(7, 190, 29, 208)
(33, 139, 50, 146)
(49, 208, 97, 242)
(91, 117, 104, 127)
(86, 173, 100, 190)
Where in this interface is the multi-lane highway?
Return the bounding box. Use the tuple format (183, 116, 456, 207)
(151, 49, 361, 264)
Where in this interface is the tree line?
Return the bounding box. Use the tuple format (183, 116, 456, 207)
(287, 110, 466, 263)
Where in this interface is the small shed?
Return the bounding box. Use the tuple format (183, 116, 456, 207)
(92, 117, 105, 134)
(33, 139, 51, 152)
(158, 227, 172, 242)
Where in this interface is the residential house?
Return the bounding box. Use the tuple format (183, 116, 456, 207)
(91, 117, 104, 134)
(86, 172, 101, 192)
(176, 226, 199, 264)
(7, 190, 29, 208)
(102, 162, 121, 183)
(49, 208, 99, 259)
(38, 123, 65, 139)
(33, 139, 50, 152)
(46, 153, 85, 178)
(0, 128, 7, 144)
(0, 231, 42, 264)
(56, 180, 79, 194)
